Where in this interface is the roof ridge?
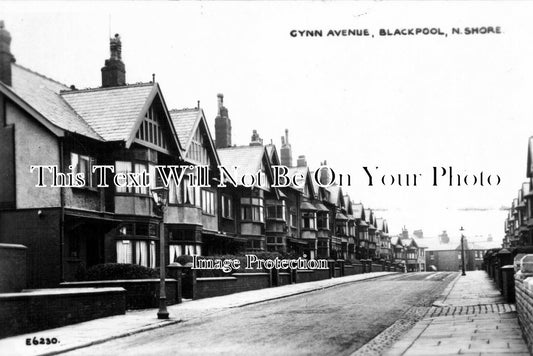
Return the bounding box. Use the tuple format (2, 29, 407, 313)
(218, 145, 265, 150)
(60, 82, 153, 95)
(169, 108, 199, 113)
(13, 63, 69, 88)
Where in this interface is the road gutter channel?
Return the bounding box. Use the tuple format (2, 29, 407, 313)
(40, 272, 398, 356)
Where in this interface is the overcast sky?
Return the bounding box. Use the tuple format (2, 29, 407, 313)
(2, 1, 532, 244)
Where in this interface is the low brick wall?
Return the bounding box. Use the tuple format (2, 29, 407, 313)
(372, 264, 383, 272)
(194, 273, 270, 299)
(278, 272, 291, 286)
(0, 243, 27, 293)
(515, 277, 533, 352)
(344, 265, 356, 276)
(295, 269, 330, 283)
(59, 279, 179, 309)
(0, 287, 125, 338)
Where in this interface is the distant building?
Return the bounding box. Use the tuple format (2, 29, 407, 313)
(425, 239, 500, 271)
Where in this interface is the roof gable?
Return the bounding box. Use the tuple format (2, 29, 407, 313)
(218, 145, 278, 196)
(287, 166, 315, 197)
(327, 185, 344, 207)
(170, 108, 220, 166)
(265, 144, 280, 165)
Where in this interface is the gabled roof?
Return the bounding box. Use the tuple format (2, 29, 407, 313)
(169, 108, 220, 166)
(402, 238, 418, 249)
(365, 208, 373, 223)
(218, 145, 265, 174)
(287, 166, 315, 196)
(376, 218, 385, 231)
(326, 185, 343, 207)
(343, 195, 353, 216)
(265, 144, 280, 165)
(390, 236, 403, 247)
(218, 145, 277, 196)
(170, 108, 198, 147)
(353, 203, 365, 220)
(61, 82, 156, 143)
(7, 64, 102, 140)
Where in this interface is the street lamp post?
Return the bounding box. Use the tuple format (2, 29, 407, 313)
(460, 226, 466, 276)
(152, 187, 169, 319)
(404, 246, 408, 273)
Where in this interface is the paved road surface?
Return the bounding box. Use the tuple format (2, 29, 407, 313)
(66, 272, 456, 356)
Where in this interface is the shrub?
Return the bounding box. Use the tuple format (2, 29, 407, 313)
(175, 254, 193, 266)
(86, 263, 159, 281)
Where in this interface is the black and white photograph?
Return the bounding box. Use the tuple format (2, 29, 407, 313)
(0, 1, 532, 355)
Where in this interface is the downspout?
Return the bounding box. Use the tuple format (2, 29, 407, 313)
(59, 137, 65, 282)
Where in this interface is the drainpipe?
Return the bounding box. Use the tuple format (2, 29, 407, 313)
(59, 138, 65, 282)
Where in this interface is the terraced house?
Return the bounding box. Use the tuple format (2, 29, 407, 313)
(0, 23, 400, 289)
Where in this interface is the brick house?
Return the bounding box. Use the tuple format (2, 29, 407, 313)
(0, 28, 185, 287)
(425, 238, 499, 272)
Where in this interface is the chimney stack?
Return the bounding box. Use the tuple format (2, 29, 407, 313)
(296, 155, 307, 167)
(280, 128, 293, 167)
(250, 129, 263, 146)
(215, 93, 232, 148)
(101, 34, 126, 87)
(0, 21, 14, 86)
(319, 160, 330, 185)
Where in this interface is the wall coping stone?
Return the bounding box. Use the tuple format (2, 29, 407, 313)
(0, 243, 27, 250)
(0, 287, 124, 299)
(197, 277, 237, 282)
(232, 273, 269, 277)
(60, 279, 176, 285)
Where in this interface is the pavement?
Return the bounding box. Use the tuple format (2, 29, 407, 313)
(0, 271, 394, 356)
(383, 271, 531, 356)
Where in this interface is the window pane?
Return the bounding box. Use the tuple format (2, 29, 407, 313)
(115, 161, 132, 193)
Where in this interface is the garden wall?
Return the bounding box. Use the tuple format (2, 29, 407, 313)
(59, 279, 179, 309)
(0, 287, 125, 338)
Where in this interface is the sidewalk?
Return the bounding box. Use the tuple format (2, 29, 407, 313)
(0, 271, 394, 356)
(384, 271, 531, 356)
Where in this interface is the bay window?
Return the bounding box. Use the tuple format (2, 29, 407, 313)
(301, 211, 316, 230)
(240, 197, 264, 222)
(221, 195, 233, 219)
(168, 175, 197, 205)
(266, 200, 286, 220)
(201, 189, 215, 215)
(317, 212, 329, 230)
(116, 223, 157, 267)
